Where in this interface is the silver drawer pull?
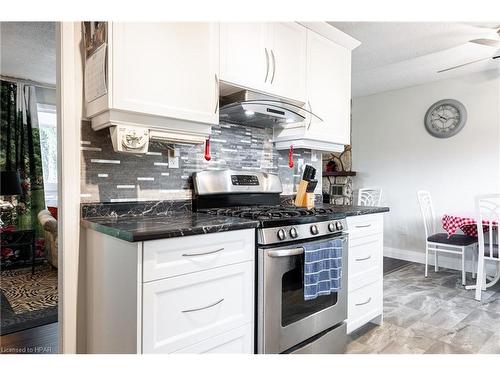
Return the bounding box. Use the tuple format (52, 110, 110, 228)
(355, 297, 372, 306)
(182, 248, 224, 257)
(355, 224, 372, 228)
(181, 298, 224, 313)
(355, 255, 372, 262)
(267, 247, 304, 258)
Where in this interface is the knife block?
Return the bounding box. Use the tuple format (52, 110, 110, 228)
(294, 180, 308, 207)
(305, 193, 315, 209)
(294, 181, 315, 208)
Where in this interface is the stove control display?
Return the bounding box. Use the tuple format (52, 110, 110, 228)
(231, 175, 260, 186)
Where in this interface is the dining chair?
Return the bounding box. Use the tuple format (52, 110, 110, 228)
(358, 188, 382, 206)
(417, 190, 477, 285)
(472, 194, 500, 301)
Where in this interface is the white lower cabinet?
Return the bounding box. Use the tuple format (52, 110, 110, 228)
(142, 262, 254, 353)
(84, 228, 254, 354)
(346, 214, 384, 334)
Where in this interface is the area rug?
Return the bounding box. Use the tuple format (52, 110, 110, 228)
(1, 265, 58, 335)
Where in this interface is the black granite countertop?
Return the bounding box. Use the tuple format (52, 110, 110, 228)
(317, 204, 390, 217)
(82, 212, 260, 242)
(80, 200, 388, 242)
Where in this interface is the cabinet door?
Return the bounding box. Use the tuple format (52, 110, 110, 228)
(347, 280, 383, 334)
(142, 229, 255, 282)
(220, 23, 270, 92)
(348, 234, 383, 292)
(142, 262, 253, 353)
(112, 22, 219, 125)
(268, 23, 307, 102)
(306, 30, 351, 145)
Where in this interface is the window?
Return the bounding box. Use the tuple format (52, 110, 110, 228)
(37, 103, 58, 206)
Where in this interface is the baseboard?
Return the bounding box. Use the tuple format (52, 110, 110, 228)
(384, 246, 497, 275)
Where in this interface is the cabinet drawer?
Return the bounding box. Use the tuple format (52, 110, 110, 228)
(346, 214, 383, 239)
(143, 229, 254, 282)
(142, 262, 253, 353)
(173, 323, 253, 353)
(348, 234, 383, 291)
(347, 280, 383, 334)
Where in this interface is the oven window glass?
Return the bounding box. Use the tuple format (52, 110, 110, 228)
(281, 254, 338, 327)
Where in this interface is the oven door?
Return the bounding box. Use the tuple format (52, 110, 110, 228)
(258, 234, 348, 354)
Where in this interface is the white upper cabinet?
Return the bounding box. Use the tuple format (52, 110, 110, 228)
(220, 23, 307, 102)
(268, 23, 307, 102)
(219, 23, 270, 94)
(306, 30, 352, 145)
(83, 22, 358, 153)
(274, 25, 358, 152)
(112, 23, 219, 125)
(86, 22, 219, 138)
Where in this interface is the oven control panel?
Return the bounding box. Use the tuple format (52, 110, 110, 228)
(231, 175, 260, 186)
(258, 219, 348, 245)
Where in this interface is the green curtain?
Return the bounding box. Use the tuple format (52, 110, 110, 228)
(1, 80, 45, 238)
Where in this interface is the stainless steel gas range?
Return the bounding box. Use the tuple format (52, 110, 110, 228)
(193, 170, 348, 354)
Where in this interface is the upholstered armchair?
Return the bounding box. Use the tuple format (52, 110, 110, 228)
(37, 209, 58, 268)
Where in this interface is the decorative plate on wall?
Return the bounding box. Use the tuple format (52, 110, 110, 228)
(424, 99, 467, 138)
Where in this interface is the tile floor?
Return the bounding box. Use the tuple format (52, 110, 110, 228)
(347, 262, 500, 354)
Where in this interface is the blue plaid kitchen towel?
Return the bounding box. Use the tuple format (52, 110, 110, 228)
(303, 239, 343, 301)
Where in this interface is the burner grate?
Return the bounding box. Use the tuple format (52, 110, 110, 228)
(199, 205, 339, 221)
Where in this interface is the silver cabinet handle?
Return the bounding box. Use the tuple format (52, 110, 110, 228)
(355, 297, 372, 306)
(355, 224, 372, 228)
(270, 49, 276, 84)
(264, 48, 270, 83)
(214, 74, 219, 114)
(307, 101, 313, 130)
(181, 298, 224, 313)
(267, 247, 304, 258)
(355, 255, 372, 262)
(182, 247, 224, 257)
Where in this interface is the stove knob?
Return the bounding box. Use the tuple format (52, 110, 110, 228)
(336, 221, 344, 231)
(277, 229, 287, 241)
(310, 225, 319, 235)
(289, 227, 298, 238)
(328, 222, 335, 232)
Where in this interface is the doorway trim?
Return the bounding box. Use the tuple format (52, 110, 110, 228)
(56, 22, 81, 354)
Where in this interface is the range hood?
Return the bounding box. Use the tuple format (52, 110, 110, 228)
(219, 90, 321, 128)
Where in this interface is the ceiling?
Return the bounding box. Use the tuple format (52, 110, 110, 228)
(1, 22, 498, 96)
(0, 22, 56, 84)
(329, 22, 500, 97)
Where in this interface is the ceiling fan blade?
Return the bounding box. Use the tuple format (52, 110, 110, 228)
(437, 55, 499, 73)
(470, 38, 500, 47)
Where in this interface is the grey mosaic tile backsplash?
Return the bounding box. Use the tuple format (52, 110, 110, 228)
(81, 121, 322, 203)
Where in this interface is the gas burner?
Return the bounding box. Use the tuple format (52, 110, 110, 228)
(198, 205, 345, 227)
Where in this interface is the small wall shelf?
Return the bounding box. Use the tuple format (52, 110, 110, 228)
(322, 171, 357, 177)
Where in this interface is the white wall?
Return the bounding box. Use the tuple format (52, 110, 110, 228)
(351, 70, 500, 265)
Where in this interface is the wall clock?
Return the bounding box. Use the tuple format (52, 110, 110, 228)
(424, 99, 467, 138)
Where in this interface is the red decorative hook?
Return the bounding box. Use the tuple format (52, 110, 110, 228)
(204, 137, 211, 161)
(288, 145, 294, 168)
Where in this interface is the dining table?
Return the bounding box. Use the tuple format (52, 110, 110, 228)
(442, 213, 499, 292)
(442, 213, 498, 238)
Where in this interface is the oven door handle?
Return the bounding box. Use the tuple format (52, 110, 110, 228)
(267, 247, 304, 258)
